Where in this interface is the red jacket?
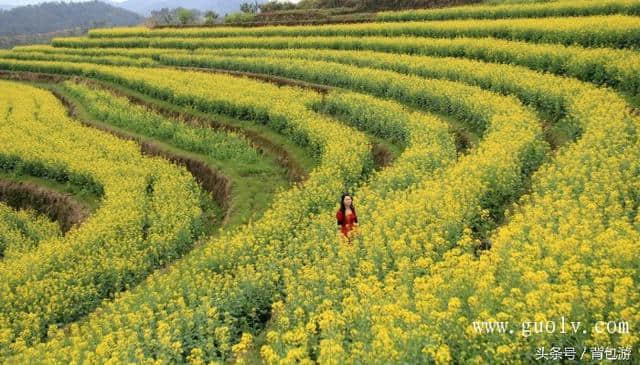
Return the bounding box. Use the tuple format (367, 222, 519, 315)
(336, 208, 358, 237)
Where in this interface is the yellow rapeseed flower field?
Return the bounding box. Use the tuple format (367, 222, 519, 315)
(0, 1, 638, 362)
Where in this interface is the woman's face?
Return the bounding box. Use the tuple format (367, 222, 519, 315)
(343, 195, 352, 207)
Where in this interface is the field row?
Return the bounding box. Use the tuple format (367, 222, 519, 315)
(0, 51, 551, 361)
(264, 80, 640, 362)
(56, 79, 290, 227)
(77, 15, 640, 49)
(241, 27, 640, 360)
(129, 25, 640, 361)
(377, 0, 640, 22)
(0, 62, 377, 361)
(0, 80, 206, 357)
(15, 33, 638, 94)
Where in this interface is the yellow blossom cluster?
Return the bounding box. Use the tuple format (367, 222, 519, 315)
(0, 203, 61, 260)
(0, 81, 204, 358)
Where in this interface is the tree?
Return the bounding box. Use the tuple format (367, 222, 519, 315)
(240, 1, 259, 13)
(204, 10, 219, 25)
(177, 8, 196, 25)
(149, 7, 174, 25)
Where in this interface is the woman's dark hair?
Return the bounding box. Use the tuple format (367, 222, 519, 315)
(339, 192, 356, 216)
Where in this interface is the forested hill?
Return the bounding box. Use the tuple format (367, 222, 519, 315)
(0, 1, 142, 36)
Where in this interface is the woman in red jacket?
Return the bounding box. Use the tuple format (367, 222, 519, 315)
(336, 192, 358, 243)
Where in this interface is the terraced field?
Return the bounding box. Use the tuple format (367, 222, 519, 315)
(0, 0, 638, 363)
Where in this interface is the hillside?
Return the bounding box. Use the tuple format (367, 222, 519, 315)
(0, 0, 638, 363)
(0, 1, 141, 36)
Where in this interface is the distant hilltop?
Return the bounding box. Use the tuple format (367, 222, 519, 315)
(0, 1, 142, 37)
